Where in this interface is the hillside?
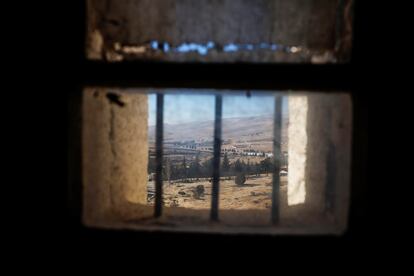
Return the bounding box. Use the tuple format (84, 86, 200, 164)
(148, 114, 288, 145)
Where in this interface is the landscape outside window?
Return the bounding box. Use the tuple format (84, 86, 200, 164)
(81, 88, 351, 234)
(147, 91, 288, 210)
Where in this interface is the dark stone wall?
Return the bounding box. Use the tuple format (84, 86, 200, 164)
(87, 0, 352, 62)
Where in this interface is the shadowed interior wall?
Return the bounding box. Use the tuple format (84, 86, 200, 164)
(287, 93, 351, 229)
(82, 88, 148, 226)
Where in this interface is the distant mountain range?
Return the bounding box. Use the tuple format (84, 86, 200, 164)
(148, 114, 288, 144)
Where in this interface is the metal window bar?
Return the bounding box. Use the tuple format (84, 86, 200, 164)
(211, 95, 223, 221)
(271, 95, 282, 224)
(153, 92, 282, 224)
(154, 93, 164, 217)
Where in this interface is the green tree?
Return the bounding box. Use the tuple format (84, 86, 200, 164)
(234, 159, 243, 173)
(148, 157, 156, 174)
(181, 156, 188, 180)
(189, 153, 201, 179)
(163, 158, 172, 183)
(260, 157, 273, 176)
(202, 157, 213, 178)
(222, 152, 230, 174)
(246, 159, 252, 175)
(254, 162, 260, 176)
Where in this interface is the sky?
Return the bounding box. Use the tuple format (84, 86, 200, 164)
(148, 91, 288, 126)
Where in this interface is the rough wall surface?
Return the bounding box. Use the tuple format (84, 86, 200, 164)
(287, 93, 351, 230)
(82, 88, 148, 226)
(87, 0, 352, 62)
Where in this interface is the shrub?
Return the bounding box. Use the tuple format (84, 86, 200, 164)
(235, 173, 246, 186)
(193, 185, 205, 199)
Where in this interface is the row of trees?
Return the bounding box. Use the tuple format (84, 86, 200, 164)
(149, 153, 279, 182)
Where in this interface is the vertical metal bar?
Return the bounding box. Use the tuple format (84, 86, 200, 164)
(211, 95, 222, 221)
(271, 95, 282, 224)
(154, 93, 164, 218)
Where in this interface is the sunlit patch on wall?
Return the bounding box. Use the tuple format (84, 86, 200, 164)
(287, 96, 308, 206)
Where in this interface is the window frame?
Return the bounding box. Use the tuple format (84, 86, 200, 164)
(67, 0, 367, 238)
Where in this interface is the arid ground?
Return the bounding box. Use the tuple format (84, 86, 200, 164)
(148, 174, 287, 210)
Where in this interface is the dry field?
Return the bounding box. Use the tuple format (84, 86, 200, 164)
(148, 174, 288, 210)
